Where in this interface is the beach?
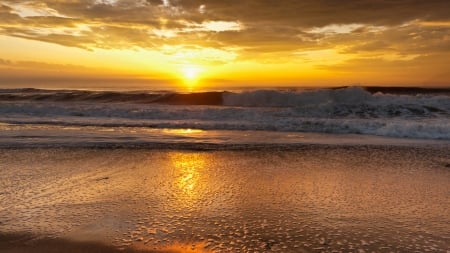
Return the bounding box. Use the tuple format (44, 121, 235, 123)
(2, 0, 450, 251)
(0, 86, 449, 252)
(1, 145, 449, 252)
(1, 0, 450, 250)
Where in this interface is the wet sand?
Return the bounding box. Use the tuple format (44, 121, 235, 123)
(0, 146, 449, 252)
(0, 233, 163, 253)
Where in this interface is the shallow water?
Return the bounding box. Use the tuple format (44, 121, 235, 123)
(1, 124, 448, 149)
(0, 147, 449, 252)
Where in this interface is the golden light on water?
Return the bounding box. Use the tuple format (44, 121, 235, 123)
(163, 128, 204, 135)
(170, 153, 207, 206)
(2, 149, 449, 252)
(133, 241, 212, 253)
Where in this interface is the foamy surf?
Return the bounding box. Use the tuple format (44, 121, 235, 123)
(1, 124, 447, 149)
(0, 86, 449, 143)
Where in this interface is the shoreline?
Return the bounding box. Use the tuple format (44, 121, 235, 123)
(1, 127, 449, 150)
(0, 141, 449, 151)
(1, 146, 449, 252)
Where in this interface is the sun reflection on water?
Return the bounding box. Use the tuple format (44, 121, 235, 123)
(169, 153, 207, 206)
(163, 128, 204, 135)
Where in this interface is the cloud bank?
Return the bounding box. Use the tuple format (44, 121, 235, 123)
(0, 0, 449, 86)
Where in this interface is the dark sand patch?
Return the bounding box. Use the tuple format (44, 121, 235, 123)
(0, 233, 173, 253)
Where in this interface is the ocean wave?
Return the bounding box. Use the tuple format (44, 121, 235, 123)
(223, 87, 372, 107)
(223, 87, 450, 109)
(2, 115, 449, 140)
(0, 87, 449, 140)
(1, 87, 449, 106)
(0, 88, 223, 105)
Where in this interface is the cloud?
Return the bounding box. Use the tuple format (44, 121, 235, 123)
(0, 57, 172, 87)
(157, 45, 238, 65)
(0, 0, 448, 65)
(6, 2, 67, 18)
(317, 52, 450, 85)
(193, 21, 243, 32)
(175, 0, 450, 26)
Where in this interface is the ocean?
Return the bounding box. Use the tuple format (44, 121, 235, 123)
(0, 86, 449, 148)
(1, 86, 449, 252)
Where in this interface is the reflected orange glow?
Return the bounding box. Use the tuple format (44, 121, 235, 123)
(163, 129, 204, 135)
(169, 153, 207, 205)
(135, 241, 212, 253)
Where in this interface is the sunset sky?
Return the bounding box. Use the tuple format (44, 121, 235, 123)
(0, 0, 449, 89)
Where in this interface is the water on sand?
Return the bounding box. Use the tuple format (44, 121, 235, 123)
(0, 146, 449, 252)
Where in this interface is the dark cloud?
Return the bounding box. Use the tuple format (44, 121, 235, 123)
(175, 0, 450, 26)
(335, 23, 450, 55)
(0, 4, 22, 24)
(0, 0, 449, 58)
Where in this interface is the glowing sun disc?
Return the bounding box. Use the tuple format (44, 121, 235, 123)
(181, 66, 201, 81)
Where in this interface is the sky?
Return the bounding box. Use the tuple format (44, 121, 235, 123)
(0, 0, 449, 90)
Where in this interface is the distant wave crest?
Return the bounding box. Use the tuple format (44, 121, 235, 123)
(0, 87, 449, 140)
(0, 88, 223, 105)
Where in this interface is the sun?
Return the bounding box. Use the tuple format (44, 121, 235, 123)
(181, 65, 202, 85)
(182, 66, 199, 80)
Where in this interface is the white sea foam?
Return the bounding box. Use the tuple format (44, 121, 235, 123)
(223, 86, 450, 109)
(223, 86, 374, 107)
(0, 87, 449, 141)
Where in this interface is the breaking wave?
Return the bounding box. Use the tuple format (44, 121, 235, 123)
(0, 87, 449, 140)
